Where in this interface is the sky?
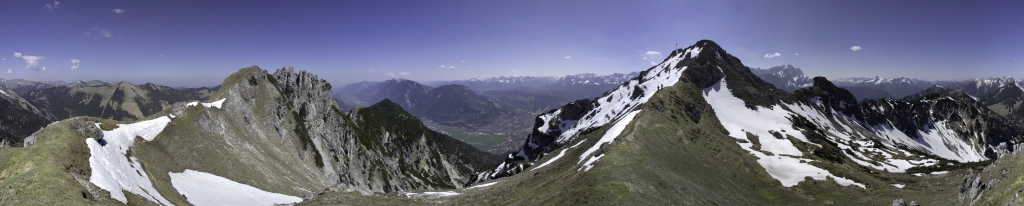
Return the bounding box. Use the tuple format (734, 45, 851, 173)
(1, 0, 1022, 87)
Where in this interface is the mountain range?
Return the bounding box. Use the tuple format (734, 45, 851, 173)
(2, 40, 1024, 205)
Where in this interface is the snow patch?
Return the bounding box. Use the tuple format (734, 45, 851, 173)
(578, 110, 641, 163)
(187, 98, 227, 109)
(467, 182, 498, 189)
(578, 154, 604, 172)
(405, 191, 460, 198)
(702, 78, 866, 189)
(892, 184, 905, 188)
(531, 148, 566, 171)
(87, 116, 174, 205)
(169, 169, 302, 206)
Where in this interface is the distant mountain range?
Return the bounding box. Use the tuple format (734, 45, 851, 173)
(751, 65, 1024, 101)
(431, 72, 639, 100)
(25, 81, 216, 121)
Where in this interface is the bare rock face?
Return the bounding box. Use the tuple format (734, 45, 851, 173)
(270, 67, 496, 195)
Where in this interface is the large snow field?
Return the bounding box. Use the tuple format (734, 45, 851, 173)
(169, 169, 302, 206)
(87, 116, 174, 205)
(871, 122, 986, 162)
(702, 78, 865, 188)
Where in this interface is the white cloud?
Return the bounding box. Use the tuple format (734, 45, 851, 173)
(45, 1, 59, 11)
(565, 56, 571, 59)
(643, 50, 663, 61)
(160, 54, 164, 57)
(795, 53, 799, 56)
(650, 62, 657, 65)
(384, 72, 395, 77)
(397, 72, 411, 76)
(512, 70, 517, 72)
(438, 64, 456, 69)
(850, 46, 862, 51)
(6, 68, 11, 74)
(460, 60, 467, 63)
(14, 52, 46, 70)
(113, 9, 125, 15)
(85, 27, 113, 37)
(764, 52, 781, 58)
(1, 58, 4, 60)
(69, 59, 80, 70)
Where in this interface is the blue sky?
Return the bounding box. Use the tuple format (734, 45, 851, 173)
(1, 0, 1022, 87)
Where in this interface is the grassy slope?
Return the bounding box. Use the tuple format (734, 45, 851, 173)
(973, 151, 1024, 205)
(0, 117, 160, 205)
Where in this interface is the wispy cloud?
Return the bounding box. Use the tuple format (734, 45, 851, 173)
(650, 62, 657, 65)
(1, 58, 4, 61)
(795, 53, 799, 56)
(14, 52, 46, 71)
(6, 69, 11, 74)
(460, 60, 467, 63)
(643, 50, 663, 60)
(384, 71, 411, 77)
(85, 27, 113, 37)
(45, 1, 59, 11)
(438, 64, 457, 70)
(850, 46, 862, 51)
(69, 59, 80, 70)
(565, 56, 571, 59)
(113, 9, 125, 15)
(764, 52, 781, 58)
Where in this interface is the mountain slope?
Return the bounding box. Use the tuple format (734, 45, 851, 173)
(25, 82, 215, 121)
(412, 84, 509, 128)
(0, 87, 50, 146)
(349, 79, 432, 110)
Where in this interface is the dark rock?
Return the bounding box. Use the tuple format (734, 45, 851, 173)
(892, 199, 906, 206)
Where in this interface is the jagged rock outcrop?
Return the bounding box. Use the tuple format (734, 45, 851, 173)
(114, 66, 499, 204)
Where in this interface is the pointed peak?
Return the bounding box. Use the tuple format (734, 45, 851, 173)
(368, 98, 410, 115)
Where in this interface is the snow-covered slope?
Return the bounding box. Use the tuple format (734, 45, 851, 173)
(87, 116, 175, 205)
(471, 41, 697, 182)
